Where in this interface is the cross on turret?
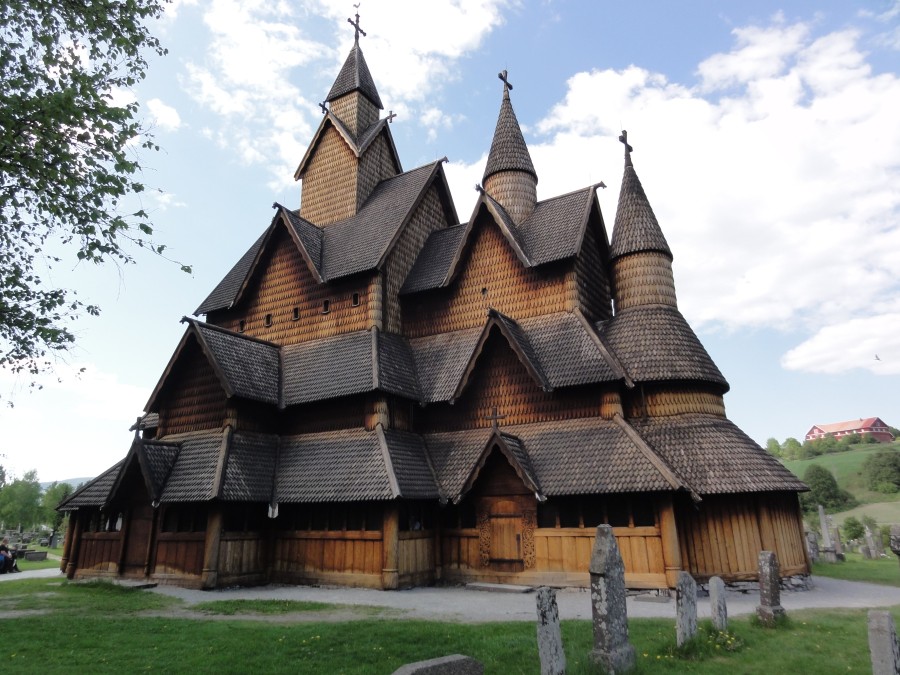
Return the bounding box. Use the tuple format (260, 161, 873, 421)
(319, 101, 328, 115)
(386, 110, 397, 123)
(348, 5, 366, 43)
(498, 69, 513, 93)
(619, 130, 633, 154)
(484, 406, 507, 432)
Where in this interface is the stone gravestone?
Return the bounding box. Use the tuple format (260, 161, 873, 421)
(889, 525, 900, 569)
(868, 610, 900, 675)
(535, 587, 566, 675)
(805, 530, 819, 563)
(866, 526, 879, 557)
(709, 575, 728, 632)
(676, 571, 698, 647)
(392, 655, 484, 675)
(588, 525, 636, 674)
(818, 505, 838, 563)
(832, 527, 845, 559)
(756, 550, 786, 627)
(875, 529, 886, 557)
(862, 545, 874, 560)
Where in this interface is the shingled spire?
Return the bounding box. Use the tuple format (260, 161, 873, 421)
(325, 10, 383, 136)
(482, 70, 537, 224)
(610, 131, 677, 312)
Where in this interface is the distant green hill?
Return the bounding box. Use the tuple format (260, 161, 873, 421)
(782, 441, 900, 524)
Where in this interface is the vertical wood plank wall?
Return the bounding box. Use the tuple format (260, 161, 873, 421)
(270, 531, 384, 588)
(154, 533, 205, 578)
(677, 492, 808, 580)
(76, 532, 122, 576)
(398, 531, 435, 586)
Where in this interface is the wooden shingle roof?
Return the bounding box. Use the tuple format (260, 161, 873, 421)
(483, 87, 536, 183)
(57, 461, 123, 511)
(326, 40, 383, 109)
(610, 147, 671, 261)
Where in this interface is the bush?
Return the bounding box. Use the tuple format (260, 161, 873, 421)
(843, 516, 864, 541)
(799, 464, 856, 513)
(863, 451, 900, 494)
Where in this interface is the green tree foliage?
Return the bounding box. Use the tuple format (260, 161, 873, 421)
(0, 469, 42, 529)
(765, 438, 782, 457)
(782, 437, 804, 460)
(0, 0, 186, 382)
(41, 481, 71, 534)
(799, 464, 856, 513)
(842, 516, 864, 540)
(863, 451, 900, 494)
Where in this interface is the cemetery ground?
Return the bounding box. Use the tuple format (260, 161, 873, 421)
(3, 572, 900, 674)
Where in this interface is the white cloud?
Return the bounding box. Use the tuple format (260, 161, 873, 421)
(525, 19, 900, 376)
(782, 314, 900, 375)
(146, 98, 182, 131)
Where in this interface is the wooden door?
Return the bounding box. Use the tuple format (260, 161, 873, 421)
(121, 503, 153, 576)
(489, 499, 523, 572)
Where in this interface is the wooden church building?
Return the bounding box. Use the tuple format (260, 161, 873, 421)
(59, 20, 808, 590)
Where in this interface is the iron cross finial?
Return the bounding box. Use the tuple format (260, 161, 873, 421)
(498, 69, 513, 93)
(619, 130, 633, 154)
(319, 101, 328, 115)
(386, 110, 397, 123)
(348, 6, 366, 43)
(485, 406, 507, 432)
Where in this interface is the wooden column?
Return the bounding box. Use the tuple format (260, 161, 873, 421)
(201, 507, 224, 589)
(59, 514, 75, 573)
(433, 518, 443, 582)
(658, 494, 683, 588)
(116, 508, 131, 575)
(144, 507, 160, 577)
(65, 514, 84, 579)
(382, 502, 399, 590)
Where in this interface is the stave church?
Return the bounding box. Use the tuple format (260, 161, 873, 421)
(59, 17, 809, 590)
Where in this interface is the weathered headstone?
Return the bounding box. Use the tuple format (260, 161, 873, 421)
(866, 525, 878, 554)
(889, 525, 900, 569)
(805, 530, 819, 563)
(535, 587, 566, 675)
(392, 655, 484, 675)
(756, 550, 786, 627)
(709, 575, 728, 632)
(862, 545, 874, 560)
(818, 505, 833, 548)
(588, 525, 636, 674)
(832, 527, 844, 557)
(875, 529, 886, 557)
(675, 572, 698, 647)
(868, 610, 900, 675)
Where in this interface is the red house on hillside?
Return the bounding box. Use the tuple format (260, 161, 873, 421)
(805, 417, 894, 443)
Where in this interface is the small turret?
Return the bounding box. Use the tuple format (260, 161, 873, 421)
(609, 131, 677, 312)
(325, 12, 382, 136)
(482, 70, 537, 224)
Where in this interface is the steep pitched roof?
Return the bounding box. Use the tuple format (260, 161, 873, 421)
(326, 40, 383, 108)
(454, 430, 543, 503)
(219, 430, 278, 502)
(106, 437, 181, 506)
(610, 138, 671, 261)
(400, 186, 602, 295)
(158, 430, 225, 502)
(293, 114, 400, 181)
(599, 305, 728, 391)
(198, 161, 455, 316)
(483, 86, 536, 183)
(145, 319, 281, 413)
(275, 427, 438, 503)
(629, 414, 808, 494)
(57, 461, 123, 511)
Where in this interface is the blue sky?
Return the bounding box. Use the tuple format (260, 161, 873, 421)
(1, 0, 898, 482)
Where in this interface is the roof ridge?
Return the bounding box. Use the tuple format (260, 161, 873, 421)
(181, 317, 280, 348)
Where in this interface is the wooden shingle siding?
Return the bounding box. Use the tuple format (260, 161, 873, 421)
(300, 126, 359, 226)
(210, 227, 371, 346)
(613, 252, 678, 310)
(421, 335, 605, 431)
(330, 92, 379, 137)
(626, 386, 726, 418)
(572, 220, 612, 322)
(404, 223, 571, 338)
(484, 170, 536, 224)
(356, 133, 398, 213)
(384, 186, 448, 333)
(157, 339, 226, 437)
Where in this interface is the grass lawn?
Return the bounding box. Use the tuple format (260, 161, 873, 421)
(0, 577, 894, 673)
(783, 443, 900, 506)
(813, 551, 900, 586)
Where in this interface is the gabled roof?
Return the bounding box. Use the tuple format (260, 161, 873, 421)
(599, 305, 728, 391)
(281, 328, 419, 406)
(159, 430, 227, 502)
(294, 113, 400, 181)
(410, 311, 624, 403)
(809, 417, 890, 435)
(454, 430, 543, 503)
(610, 140, 671, 261)
(198, 161, 456, 316)
(483, 86, 536, 183)
(400, 185, 602, 295)
(425, 417, 690, 500)
(145, 319, 281, 413)
(326, 40, 383, 108)
(107, 436, 181, 506)
(57, 461, 123, 511)
(275, 426, 439, 503)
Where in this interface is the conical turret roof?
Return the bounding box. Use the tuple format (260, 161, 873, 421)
(610, 133, 671, 261)
(326, 40, 383, 109)
(483, 79, 536, 183)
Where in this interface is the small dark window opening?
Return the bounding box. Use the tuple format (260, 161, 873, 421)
(292, 307, 300, 321)
(264, 313, 273, 327)
(558, 498, 581, 528)
(481, 287, 488, 296)
(351, 292, 360, 307)
(537, 502, 559, 528)
(607, 499, 630, 527)
(238, 320, 246, 333)
(581, 499, 606, 528)
(459, 500, 476, 529)
(632, 499, 656, 527)
(322, 299, 330, 314)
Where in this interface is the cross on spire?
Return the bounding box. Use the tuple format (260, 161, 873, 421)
(619, 130, 633, 154)
(498, 69, 513, 94)
(348, 5, 366, 43)
(484, 406, 507, 432)
(319, 101, 328, 115)
(386, 110, 397, 123)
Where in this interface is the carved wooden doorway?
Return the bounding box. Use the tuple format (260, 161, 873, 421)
(489, 499, 523, 571)
(121, 502, 153, 577)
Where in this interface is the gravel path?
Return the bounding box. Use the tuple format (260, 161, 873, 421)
(8, 569, 900, 623)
